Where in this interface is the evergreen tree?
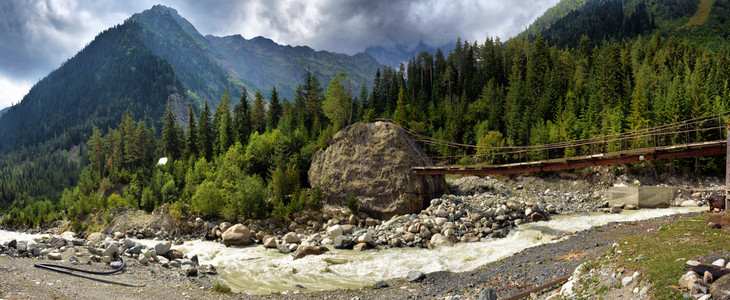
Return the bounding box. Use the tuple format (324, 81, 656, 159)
(185, 103, 198, 158)
(88, 126, 105, 178)
(198, 100, 214, 160)
(323, 73, 350, 129)
(252, 92, 267, 133)
(234, 88, 252, 146)
(268, 86, 282, 129)
(161, 97, 182, 160)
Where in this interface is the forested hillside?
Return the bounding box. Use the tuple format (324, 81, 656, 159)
(207, 34, 380, 101)
(520, 0, 730, 49)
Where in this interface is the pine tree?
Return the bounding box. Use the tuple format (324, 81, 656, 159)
(234, 88, 252, 146)
(161, 97, 182, 160)
(185, 103, 198, 158)
(88, 125, 105, 178)
(268, 86, 282, 129)
(252, 92, 266, 133)
(323, 73, 350, 129)
(198, 100, 213, 160)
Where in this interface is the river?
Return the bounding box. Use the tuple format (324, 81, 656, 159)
(0, 207, 703, 295)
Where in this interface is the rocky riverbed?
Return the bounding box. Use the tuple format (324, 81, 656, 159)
(0, 171, 724, 298)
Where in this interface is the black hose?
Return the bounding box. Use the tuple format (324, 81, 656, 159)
(34, 257, 141, 287)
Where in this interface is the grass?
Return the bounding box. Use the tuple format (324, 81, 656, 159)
(212, 281, 232, 294)
(677, 0, 715, 31)
(610, 213, 730, 298)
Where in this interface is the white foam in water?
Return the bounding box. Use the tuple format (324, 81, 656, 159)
(172, 207, 703, 294)
(0, 230, 47, 244)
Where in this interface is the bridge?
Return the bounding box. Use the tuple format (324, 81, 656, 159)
(409, 112, 729, 176)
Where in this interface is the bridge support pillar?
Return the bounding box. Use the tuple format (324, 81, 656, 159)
(726, 121, 730, 212)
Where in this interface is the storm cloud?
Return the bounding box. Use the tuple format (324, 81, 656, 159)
(0, 0, 559, 109)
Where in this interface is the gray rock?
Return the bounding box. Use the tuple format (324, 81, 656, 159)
(181, 265, 197, 276)
(479, 288, 498, 300)
(128, 245, 144, 255)
(122, 238, 136, 248)
(110, 260, 124, 269)
(407, 270, 425, 282)
(102, 243, 119, 259)
(263, 236, 278, 248)
(434, 209, 449, 218)
(16, 241, 27, 252)
(435, 217, 448, 226)
(711, 275, 730, 299)
(357, 233, 374, 245)
(622, 276, 633, 286)
(222, 224, 252, 246)
(334, 236, 354, 249)
(430, 234, 453, 247)
(154, 241, 172, 255)
(47, 251, 62, 260)
(713, 259, 727, 267)
(308, 122, 447, 219)
(327, 225, 344, 239)
(292, 245, 329, 260)
(610, 205, 623, 214)
(373, 280, 389, 289)
(87, 232, 104, 243)
(50, 237, 66, 248)
(169, 260, 181, 268)
(157, 256, 170, 265)
(283, 232, 301, 244)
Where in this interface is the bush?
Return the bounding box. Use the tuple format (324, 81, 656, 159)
(212, 281, 232, 294)
(346, 193, 358, 214)
(310, 187, 323, 211)
(191, 181, 224, 219)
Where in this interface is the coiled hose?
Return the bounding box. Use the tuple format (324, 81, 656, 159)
(34, 257, 140, 287)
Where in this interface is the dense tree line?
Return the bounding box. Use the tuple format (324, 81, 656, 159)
(3, 26, 730, 229)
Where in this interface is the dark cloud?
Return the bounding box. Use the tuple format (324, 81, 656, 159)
(0, 0, 558, 109)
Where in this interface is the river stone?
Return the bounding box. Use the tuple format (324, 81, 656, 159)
(122, 238, 136, 248)
(680, 271, 700, 289)
(155, 241, 172, 255)
(435, 217, 448, 226)
(308, 122, 447, 219)
(714, 259, 727, 267)
(430, 233, 453, 247)
(129, 245, 144, 255)
(711, 276, 730, 300)
(610, 205, 622, 214)
(327, 225, 344, 239)
(434, 209, 449, 218)
(102, 243, 119, 259)
(263, 236, 278, 248)
(15, 241, 27, 252)
(88, 232, 104, 244)
(373, 280, 389, 289)
(479, 288, 498, 300)
(292, 245, 329, 260)
(353, 243, 368, 251)
(407, 270, 425, 282)
(284, 232, 301, 244)
(222, 224, 252, 246)
(357, 233, 374, 245)
(334, 236, 354, 249)
(47, 251, 62, 260)
(50, 236, 66, 248)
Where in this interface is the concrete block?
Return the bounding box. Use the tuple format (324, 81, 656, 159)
(608, 186, 673, 208)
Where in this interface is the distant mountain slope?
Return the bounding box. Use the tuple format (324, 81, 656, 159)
(0, 22, 186, 152)
(0, 107, 8, 119)
(365, 41, 455, 68)
(518, 0, 729, 49)
(129, 5, 242, 108)
(207, 34, 381, 101)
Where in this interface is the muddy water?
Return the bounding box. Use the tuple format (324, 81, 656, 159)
(171, 207, 703, 294)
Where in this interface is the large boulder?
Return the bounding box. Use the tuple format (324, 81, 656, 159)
(308, 122, 447, 219)
(292, 245, 329, 260)
(222, 224, 252, 246)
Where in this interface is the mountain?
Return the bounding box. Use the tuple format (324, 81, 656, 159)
(208, 34, 381, 101)
(365, 41, 455, 68)
(0, 21, 187, 152)
(517, 0, 730, 49)
(0, 5, 383, 152)
(0, 107, 8, 119)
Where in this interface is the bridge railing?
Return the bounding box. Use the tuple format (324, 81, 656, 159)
(407, 111, 730, 167)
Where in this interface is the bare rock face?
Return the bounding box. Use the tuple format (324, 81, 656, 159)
(308, 121, 447, 219)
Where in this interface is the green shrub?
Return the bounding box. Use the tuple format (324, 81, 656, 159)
(310, 187, 323, 211)
(212, 281, 232, 294)
(346, 193, 358, 214)
(191, 181, 223, 219)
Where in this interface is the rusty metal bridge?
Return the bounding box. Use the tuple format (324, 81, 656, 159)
(409, 112, 730, 175)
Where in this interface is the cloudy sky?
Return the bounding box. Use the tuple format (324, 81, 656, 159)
(0, 0, 559, 110)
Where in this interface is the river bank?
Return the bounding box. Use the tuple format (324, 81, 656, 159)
(0, 171, 723, 298)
